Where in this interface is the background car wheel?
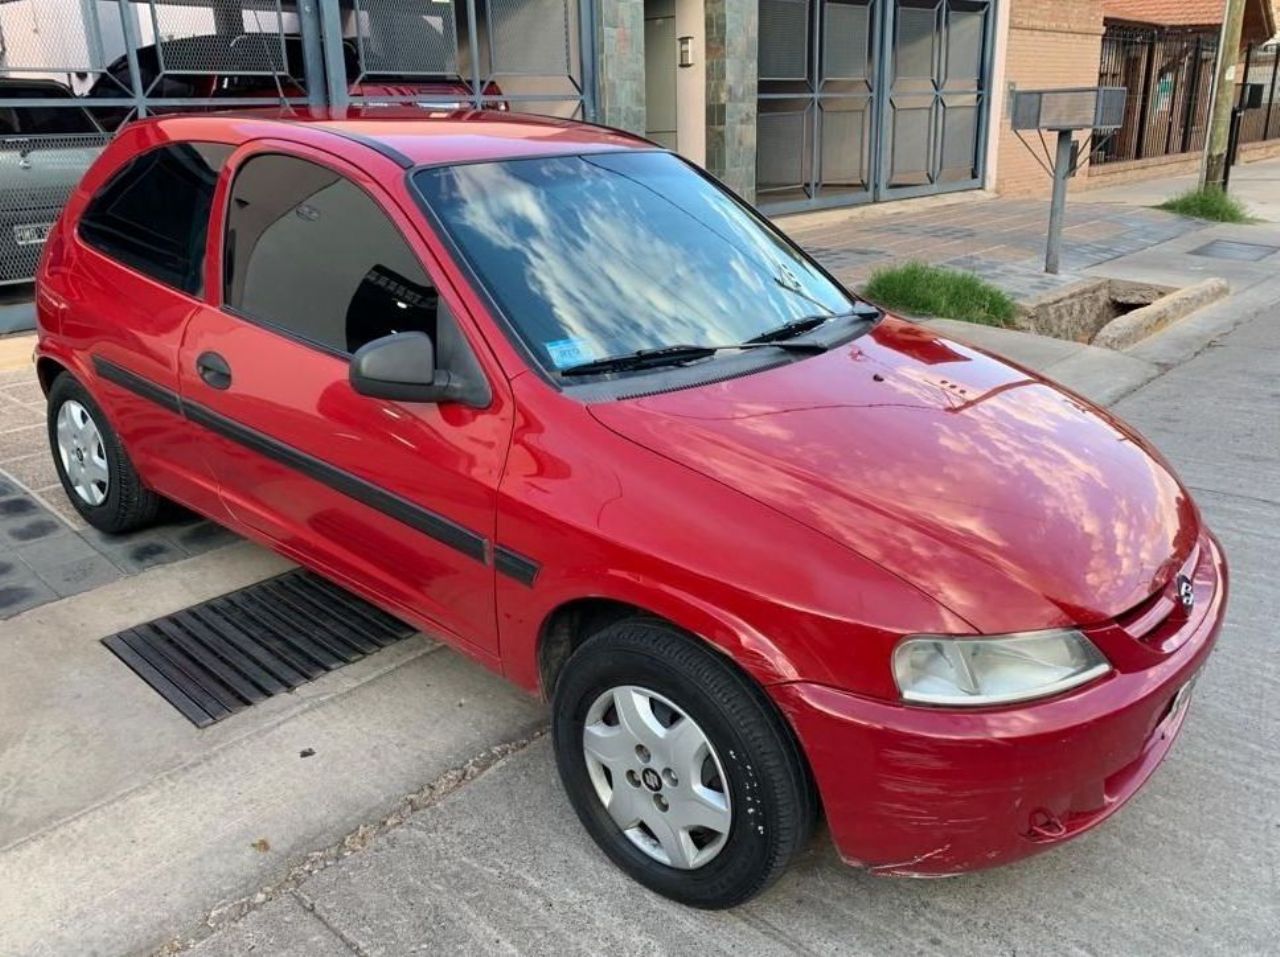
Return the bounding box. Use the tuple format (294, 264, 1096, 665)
(47, 372, 163, 534)
(552, 618, 816, 909)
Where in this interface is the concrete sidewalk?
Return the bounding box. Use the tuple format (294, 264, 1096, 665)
(786, 193, 1207, 303)
(1086, 153, 1280, 221)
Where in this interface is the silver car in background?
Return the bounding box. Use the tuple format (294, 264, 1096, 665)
(0, 79, 106, 289)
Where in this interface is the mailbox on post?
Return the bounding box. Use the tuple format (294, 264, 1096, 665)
(1011, 87, 1127, 274)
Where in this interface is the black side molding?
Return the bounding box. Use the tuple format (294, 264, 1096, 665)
(90, 355, 491, 567)
(93, 355, 182, 415)
(183, 401, 489, 564)
(495, 547, 540, 586)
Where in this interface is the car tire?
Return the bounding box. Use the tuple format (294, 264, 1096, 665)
(552, 618, 816, 909)
(47, 372, 163, 534)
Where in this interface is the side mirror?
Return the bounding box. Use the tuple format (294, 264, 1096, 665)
(349, 331, 486, 406)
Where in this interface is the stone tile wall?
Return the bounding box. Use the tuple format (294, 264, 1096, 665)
(704, 0, 757, 200)
(596, 0, 648, 135)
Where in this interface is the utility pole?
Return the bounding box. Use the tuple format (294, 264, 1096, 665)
(1201, 0, 1249, 189)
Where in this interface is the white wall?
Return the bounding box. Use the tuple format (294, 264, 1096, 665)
(674, 0, 705, 165)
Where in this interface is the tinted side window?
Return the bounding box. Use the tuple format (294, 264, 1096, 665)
(79, 142, 231, 294)
(224, 154, 437, 355)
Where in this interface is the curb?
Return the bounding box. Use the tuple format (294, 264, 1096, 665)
(1092, 278, 1230, 351)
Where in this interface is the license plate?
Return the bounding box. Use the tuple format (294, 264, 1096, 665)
(13, 223, 53, 246)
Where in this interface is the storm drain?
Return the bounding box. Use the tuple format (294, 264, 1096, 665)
(1188, 240, 1279, 262)
(101, 569, 416, 727)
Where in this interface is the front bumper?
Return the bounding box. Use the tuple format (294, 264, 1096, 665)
(773, 531, 1228, 876)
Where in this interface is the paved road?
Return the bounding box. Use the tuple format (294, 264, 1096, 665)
(185, 290, 1280, 956)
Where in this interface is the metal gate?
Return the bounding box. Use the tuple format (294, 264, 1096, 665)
(756, 0, 996, 213)
(0, 0, 593, 291)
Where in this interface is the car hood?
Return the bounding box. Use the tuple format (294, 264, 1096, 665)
(589, 318, 1200, 633)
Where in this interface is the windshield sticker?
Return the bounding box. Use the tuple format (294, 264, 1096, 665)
(545, 337, 596, 369)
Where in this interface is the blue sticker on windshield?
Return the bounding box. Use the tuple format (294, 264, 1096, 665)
(545, 338, 595, 369)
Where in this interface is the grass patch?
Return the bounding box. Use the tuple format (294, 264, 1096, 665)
(862, 262, 1016, 327)
(1157, 186, 1252, 223)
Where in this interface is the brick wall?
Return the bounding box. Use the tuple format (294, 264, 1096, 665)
(995, 0, 1105, 197)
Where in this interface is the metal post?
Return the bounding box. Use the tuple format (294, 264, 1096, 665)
(465, 0, 482, 110)
(1181, 35, 1203, 154)
(578, 0, 598, 121)
(1238, 42, 1254, 107)
(1045, 129, 1073, 275)
(79, 0, 106, 79)
(115, 0, 149, 119)
(1264, 49, 1279, 140)
(1224, 107, 1243, 191)
(317, 0, 349, 112)
(1162, 38, 1183, 155)
(1134, 35, 1158, 159)
(1237, 42, 1255, 148)
(296, 1, 327, 111)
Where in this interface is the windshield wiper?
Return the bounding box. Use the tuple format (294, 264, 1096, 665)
(747, 303, 881, 346)
(558, 340, 824, 378)
(746, 313, 833, 344)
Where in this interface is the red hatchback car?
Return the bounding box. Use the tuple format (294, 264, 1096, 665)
(34, 110, 1227, 909)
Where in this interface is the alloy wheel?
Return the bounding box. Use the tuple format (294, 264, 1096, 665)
(56, 399, 109, 506)
(582, 684, 732, 870)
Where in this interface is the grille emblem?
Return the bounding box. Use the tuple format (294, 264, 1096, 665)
(1175, 575, 1195, 611)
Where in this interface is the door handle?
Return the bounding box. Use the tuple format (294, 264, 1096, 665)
(196, 351, 232, 390)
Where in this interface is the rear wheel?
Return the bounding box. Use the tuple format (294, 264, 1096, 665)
(552, 618, 815, 909)
(47, 372, 162, 534)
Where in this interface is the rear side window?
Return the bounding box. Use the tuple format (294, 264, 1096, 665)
(223, 153, 438, 356)
(79, 142, 231, 295)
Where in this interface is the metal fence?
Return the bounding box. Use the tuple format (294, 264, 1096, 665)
(0, 0, 593, 290)
(1093, 25, 1218, 165)
(1235, 41, 1280, 145)
(1094, 25, 1280, 166)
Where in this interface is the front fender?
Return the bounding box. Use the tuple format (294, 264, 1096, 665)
(494, 377, 968, 697)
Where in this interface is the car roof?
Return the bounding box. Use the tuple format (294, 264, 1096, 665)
(139, 107, 654, 167)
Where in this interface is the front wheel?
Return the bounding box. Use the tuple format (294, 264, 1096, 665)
(552, 619, 816, 909)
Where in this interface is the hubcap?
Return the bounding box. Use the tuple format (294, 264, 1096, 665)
(582, 685, 732, 870)
(55, 400, 109, 507)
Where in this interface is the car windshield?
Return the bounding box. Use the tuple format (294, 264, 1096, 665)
(412, 151, 856, 375)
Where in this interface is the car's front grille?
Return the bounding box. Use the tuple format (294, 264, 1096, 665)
(1113, 544, 1203, 647)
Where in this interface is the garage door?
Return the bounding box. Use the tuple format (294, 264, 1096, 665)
(756, 0, 996, 213)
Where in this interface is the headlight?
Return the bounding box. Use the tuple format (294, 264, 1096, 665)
(892, 629, 1111, 707)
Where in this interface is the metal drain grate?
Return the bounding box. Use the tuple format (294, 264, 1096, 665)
(1188, 240, 1279, 262)
(102, 569, 416, 727)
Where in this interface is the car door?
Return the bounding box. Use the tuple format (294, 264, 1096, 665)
(178, 143, 512, 661)
(54, 138, 232, 519)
